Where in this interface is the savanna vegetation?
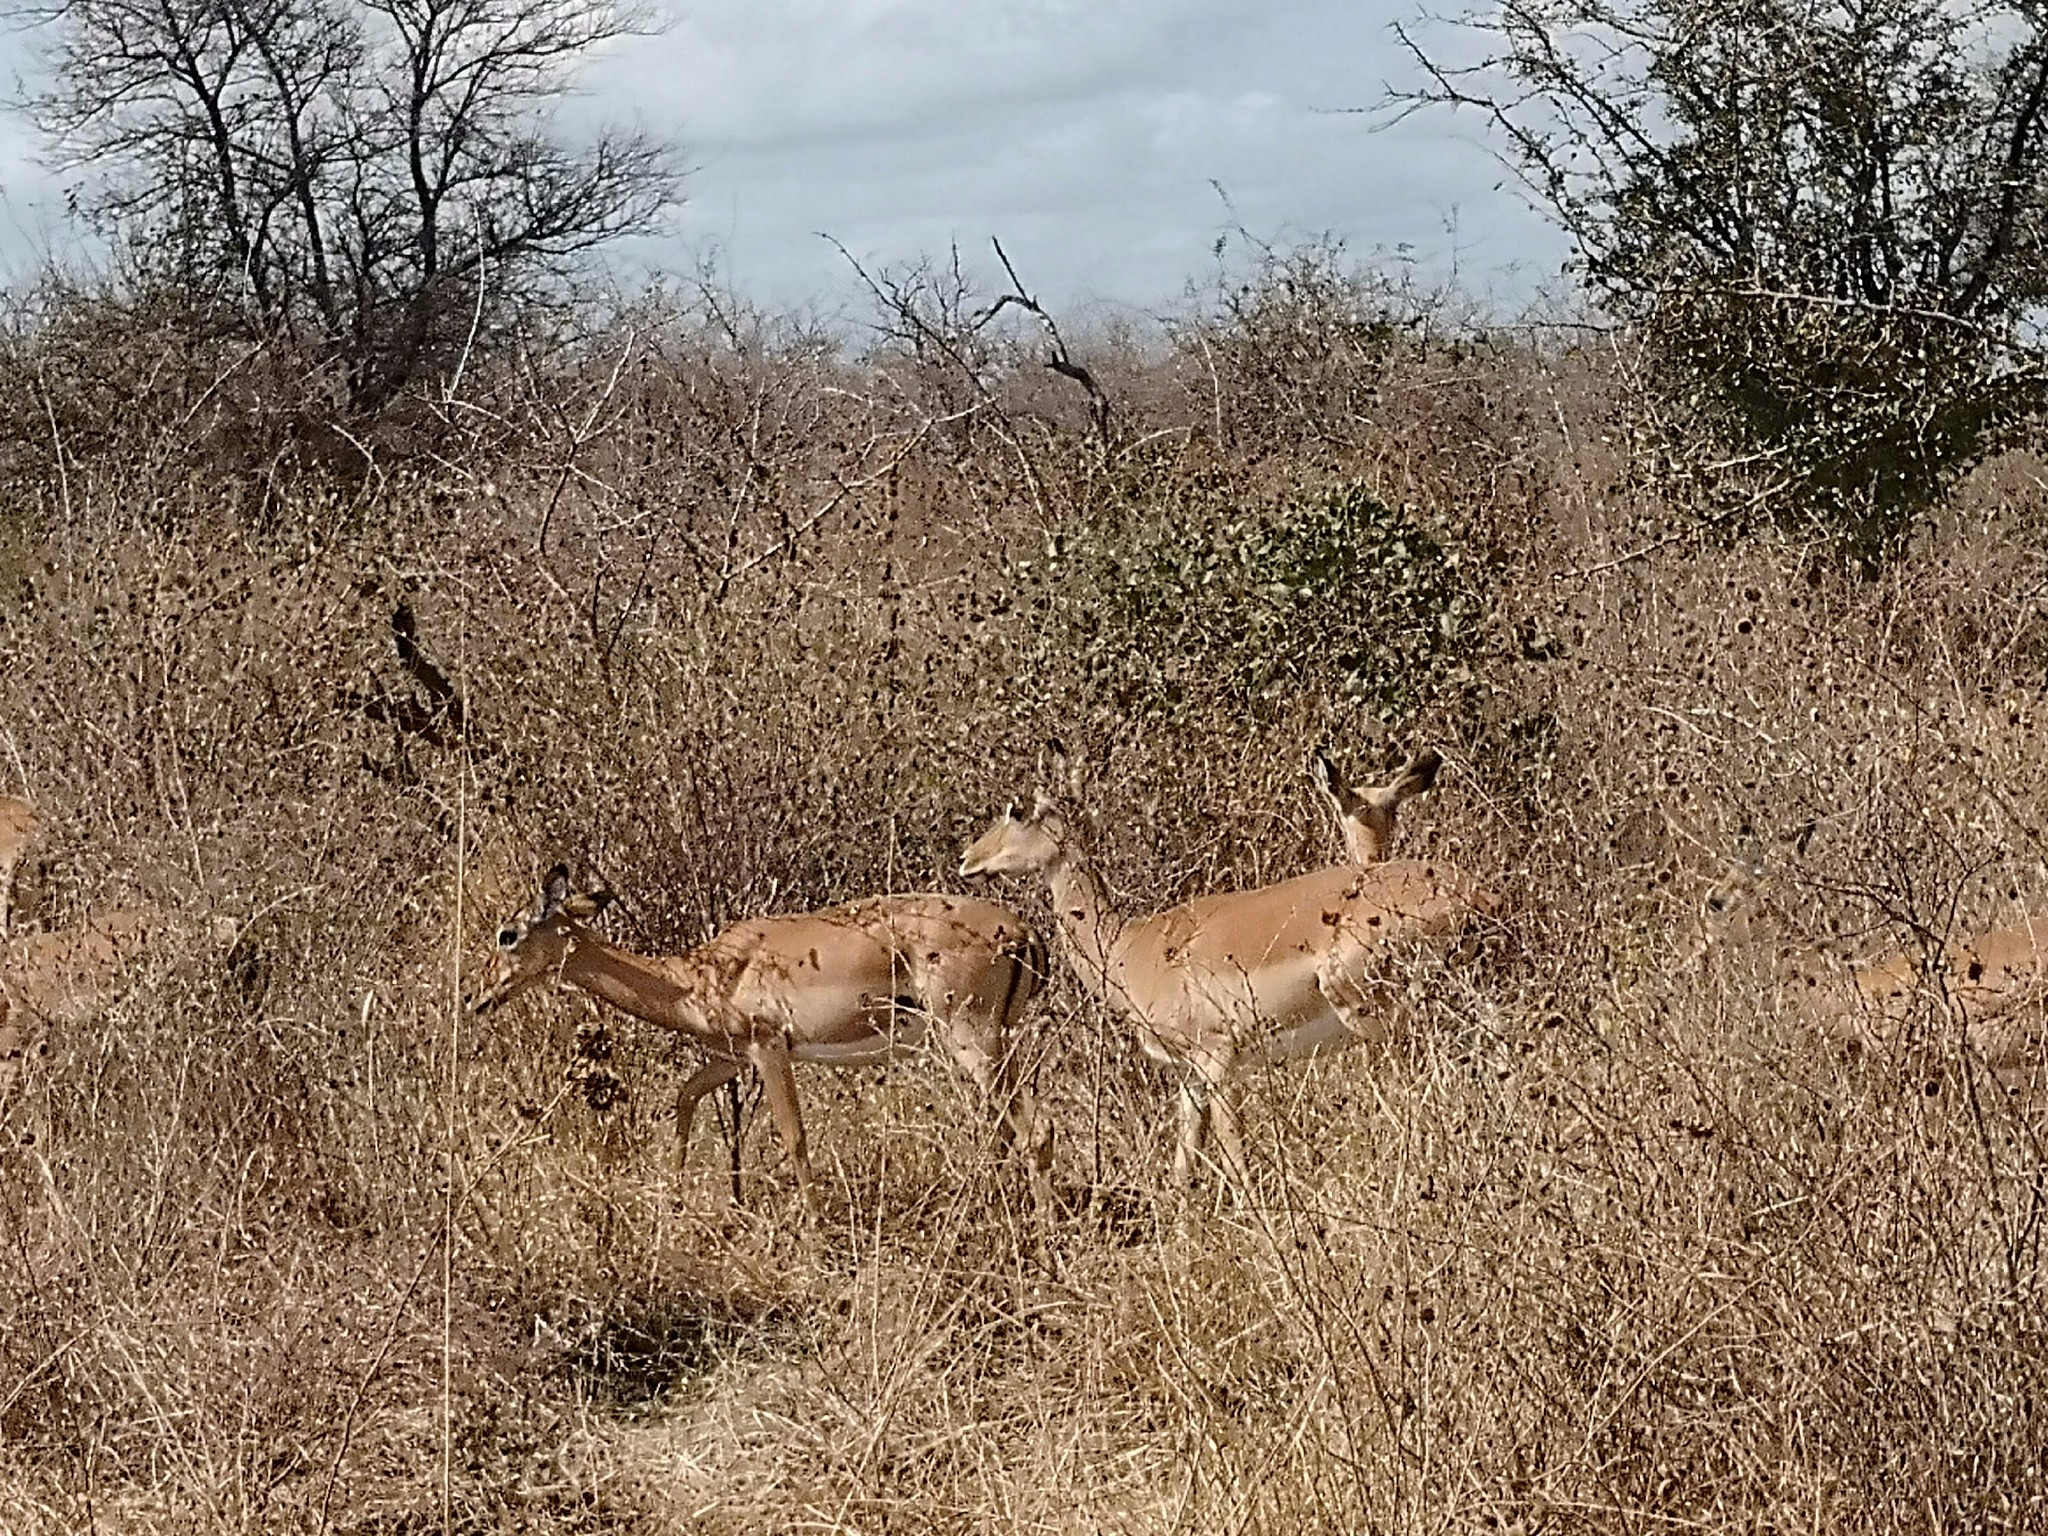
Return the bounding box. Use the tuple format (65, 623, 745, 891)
(6, 3, 2048, 1533)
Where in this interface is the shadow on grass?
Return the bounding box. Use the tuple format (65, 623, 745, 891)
(545, 1293, 810, 1408)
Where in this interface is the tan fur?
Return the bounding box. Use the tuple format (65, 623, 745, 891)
(0, 795, 39, 938)
(472, 866, 1049, 1208)
(1782, 915, 2048, 1091)
(1695, 864, 2048, 1093)
(961, 792, 1497, 1185)
(1, 905, 158, 1105)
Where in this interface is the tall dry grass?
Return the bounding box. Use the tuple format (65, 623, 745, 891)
(1, 255, 2046, 1533)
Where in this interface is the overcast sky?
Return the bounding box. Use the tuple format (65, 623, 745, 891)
(0, 0, 1567, 320)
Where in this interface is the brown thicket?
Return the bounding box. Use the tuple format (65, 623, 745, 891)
(3, 249, 2046, 1532)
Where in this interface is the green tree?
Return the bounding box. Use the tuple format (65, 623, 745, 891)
(1403, 0, 2048, 566)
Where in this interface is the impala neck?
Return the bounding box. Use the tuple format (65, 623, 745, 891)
(1041, 843, 1127, 1000)
(1351, 808, 1392, 862)
(558, 931, 710, 1038)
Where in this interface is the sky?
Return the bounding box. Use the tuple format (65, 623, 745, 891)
(0, 0, 1569, 321)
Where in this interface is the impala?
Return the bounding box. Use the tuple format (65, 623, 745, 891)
(1695, 866, 2048, 1094)
(1311, 747, 1441, 864)
(1781, 915, 2048, 1093)
(471, 865, 1051, 1207)
(2, 905, 157, 1104)
(0, 795, 37, 938)
(960, 760, 1500, 1185)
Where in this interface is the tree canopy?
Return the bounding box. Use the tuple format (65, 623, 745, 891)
(30, 0, 683, 407)
(1403, 0, 2048, 563)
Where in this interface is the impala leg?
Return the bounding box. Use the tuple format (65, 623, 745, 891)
(1171, 1075, 1210, 1186)
(985, 1053, 1055, 1213)
(990, 1028, 1055, 1185)
(724, 1074, 745, 1205)
(1205, 1081, 1250, 1194)
(942, 1028, 1041, 1162)
(674, 1055, 745, 1181)
(1175, 1051, 1248, 1193)
(747, 1038, 818, 1211)
(1315, 941, 1400, 1052)
(1010, 1079, 1054, 1186)
(938, 1027, 1058, 1232)
(0, 994, 31, 1105)
(938, 1030, 1009, 1154)
(938, 953, 1057, 1209)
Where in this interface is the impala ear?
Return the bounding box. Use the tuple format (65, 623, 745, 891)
(541, 863, 573, 914)
(1395, 748, 1443, 798)
(565, 889, 613, 922)
(1046, 737, 1085, 799)
(1310, 748, 1340, 794)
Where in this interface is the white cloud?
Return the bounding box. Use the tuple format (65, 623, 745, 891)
(0, 0, 1567, 311)
(615, 0, 1563, 309)
(636, 0, 1179, 150)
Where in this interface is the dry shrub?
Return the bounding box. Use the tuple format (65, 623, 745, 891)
(2, 258, 2047, 1533)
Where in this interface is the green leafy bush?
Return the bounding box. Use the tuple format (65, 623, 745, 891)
(1045, 484, 1482, 729)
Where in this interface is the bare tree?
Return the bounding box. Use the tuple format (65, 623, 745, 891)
(1400, 0, 2048, 567)
(29, 0, 682, 407)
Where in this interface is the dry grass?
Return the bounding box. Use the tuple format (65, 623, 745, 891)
(3, 270, 2048, 1534)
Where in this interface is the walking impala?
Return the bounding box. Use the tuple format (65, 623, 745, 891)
(1697, 863, 2048, 1093)
(960, 753, 1499, 1185)
(1784, 914, 2048, 1092)
(471, 865, 1051, 1207)
(1311, 747, 1441, 864)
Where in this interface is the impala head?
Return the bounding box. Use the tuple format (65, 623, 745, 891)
(1312, 746, 1441, 863)
(1686, 857, 1867, 1031)
(961, 792, 1068, 878)
(1679, 856, 1770, 972)
(470, 863, 614, 1016)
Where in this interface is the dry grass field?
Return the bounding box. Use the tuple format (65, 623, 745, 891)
(3, 271, 2048, 1533)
